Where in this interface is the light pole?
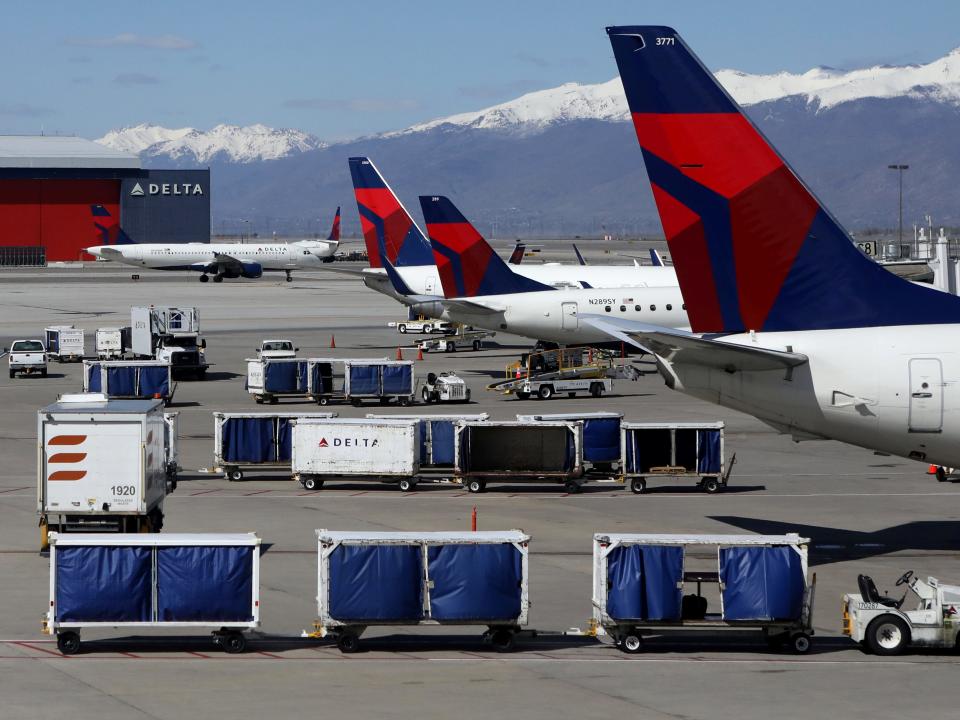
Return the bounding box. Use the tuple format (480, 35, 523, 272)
(888, 164, 909, 255)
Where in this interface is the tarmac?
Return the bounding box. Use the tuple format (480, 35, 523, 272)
(1, 261, 959, 720)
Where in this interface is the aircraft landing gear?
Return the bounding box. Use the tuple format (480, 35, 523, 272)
(213, 274, 224, 283)
(199, 274, 209, 283)
(285, 270, 293, 282)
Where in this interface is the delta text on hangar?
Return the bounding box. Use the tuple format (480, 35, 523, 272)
(0, 135, 210, 264)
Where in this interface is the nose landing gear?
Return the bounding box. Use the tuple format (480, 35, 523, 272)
(285, 270, 293, 282)
(213, 274, 224, 283)
(199, 274, 209, 283)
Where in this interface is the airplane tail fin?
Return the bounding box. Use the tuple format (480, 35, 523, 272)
(327, 206, 341, 242)
(419, 195, 553, 298)
(91, 205, 135, 245)
(649, 248, 664, 267)
(508, 242, 526, 265)
(348, 157, 433, 269)
(573, 243, 587, 266)
(606, 25, 960, 332)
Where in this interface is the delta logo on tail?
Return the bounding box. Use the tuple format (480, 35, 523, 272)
(419, 195, 552, 298)
(606, 25, 960, 334)
(327, 206, 341, 243)
(90, 205, 136, 246)
(348, 157, 433, 268)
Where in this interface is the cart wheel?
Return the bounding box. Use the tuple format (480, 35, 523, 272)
(702, 477, 721, 494)
(866, 615, 910, 656)
(515, 391, 530, 400)
(564, 480, 581, 494)
(398, 324, 407, 334)
(57, 631, 81, 655)
(537, 385, 554, 400)
(445, 342, 455, 353)
(629, 477, 646, 495)
(337, 632, 361, 654)
(422, 387, 432, 403)
(350, 398, 362, 407)
(221, 632, 247, 654)
(567, 392, 577, 398)
(789, 632, 812, 654)
(268, 396, 278, 405)
(228, 468, 243, 482)
(490, 629, 515, 653)
(303, 476, 323, 491)
(590, 383, 603, 398)
(398, 478, 415, 492)
(399, 397, 411, 407)
(467, 479, 486, 494)
(472, 340, 482, 351)
(254, 397, 264, 404)
(464, 389, 471, 403)
(620, 633, 643, 654)
(318, 396, 329, 406)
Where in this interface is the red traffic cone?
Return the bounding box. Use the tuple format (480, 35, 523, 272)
(927, 464, 939, 475)
(416, 347, 424, 361)
(515, 366, 522, 379)
(329, 335, 336, 349)
(396, 347, 403, 360)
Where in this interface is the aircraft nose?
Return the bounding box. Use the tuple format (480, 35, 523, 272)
(85, 247, 101, 258)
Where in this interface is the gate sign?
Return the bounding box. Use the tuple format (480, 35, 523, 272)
(855, 240, 878, 257)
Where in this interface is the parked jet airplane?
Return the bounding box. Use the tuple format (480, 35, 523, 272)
(594, 25, 960, 468)
(85, 205, 339, 282)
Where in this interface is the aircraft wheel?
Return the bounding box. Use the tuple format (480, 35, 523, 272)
(199, 274, 209, 283)
(213, 275, 224, 283)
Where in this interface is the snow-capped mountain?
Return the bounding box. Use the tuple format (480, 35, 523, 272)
(96, 123, 325, 164)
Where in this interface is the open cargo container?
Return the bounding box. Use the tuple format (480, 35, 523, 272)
(366, 413, 489, 469)
(291, 418, 420, 491)
(517, 411, 622, 473)
(592, 533, 814, 654)
(45, 325, 85, 363)
(619, 422, 733, 494)
(453, 420, 583, 493)
(246, 357, 414, 407)
(38, 395, 173, 550)
(83, 360, 173, 403)
(44, 532, 260, 654)
(315, 529, 530, 652)
(213, 411, 338, 480)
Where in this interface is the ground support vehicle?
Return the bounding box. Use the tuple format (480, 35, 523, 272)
(313, 529, 529, 652)
(619, 422, 733, 494)
(453, 420, 584, 493)
(291, 418, 420, 491)
(490, 347, 617, 399)
(843, 571, 960, 655)
(592, 533, 815, 654)
(7, 339, 47, 378)
(213, 411, 337, 480)
(83, 360, 174, 403)
(516, 376, 612, 400)
(43, 532, 260, 655)
(366, 413, 488, 475)
(38, 395, 173, 550)
(390, 317, 452, 335)
(416, 327, 495, 353)
(518, 411, 622, 474)
(95, 327, 131, 360)
(44, 326, 85, 363)
(131, 306, 208, 379)
(255, 339, 298, 359)
(419, 372, 470, 403)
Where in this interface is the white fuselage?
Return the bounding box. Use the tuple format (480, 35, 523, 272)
(655, 325, 960, 467)
(86, 241, 336, 272)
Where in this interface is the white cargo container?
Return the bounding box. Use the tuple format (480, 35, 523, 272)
(291, 418, 420, 491)
(95, 327, 131, 360)
(37, 394, 172, 550)
(44, 326, 85, 362)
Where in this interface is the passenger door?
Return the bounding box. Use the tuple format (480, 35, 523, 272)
(561, 302, 578, 330)
(908, 358, 943, 433)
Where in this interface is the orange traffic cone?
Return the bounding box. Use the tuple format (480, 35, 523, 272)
(515, 366, 521, 379)
(329, 335, 336, 349)
(396, 347, 404, 360)
(416, 347, 424, 361)
(927, 464, 939, 475)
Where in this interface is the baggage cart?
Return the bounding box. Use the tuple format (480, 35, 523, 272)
(592, 533, 815, 654)
(517, 411, 622, 473)
(83, 360, 174, 402)
(342, 359, 415, 406)
(213, 411, 338, 480)
(45, 325, 85, 362)
(95, 327, 131, 360)
(315, 529, 530, 652)
(43, 532, 260, 655)
(453, 420, 584, 493)
(291, 418, 420, 491)
(366, 413, 489, 470)
(619, 421, 734, 494)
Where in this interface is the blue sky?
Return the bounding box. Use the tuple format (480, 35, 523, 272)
(4, 0, 960, 140)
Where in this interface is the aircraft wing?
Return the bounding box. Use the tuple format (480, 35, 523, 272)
(442, 299, 506, 315)
(581, 316, 808, 372)
(211, 252, 247, 273)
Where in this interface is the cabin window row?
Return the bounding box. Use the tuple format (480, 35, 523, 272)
(603, 303, 684, 313)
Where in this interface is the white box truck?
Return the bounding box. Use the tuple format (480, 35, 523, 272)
(44, 326, 85, 363)
(131, 306, 208, 379)
(95, 327, 131, 360)
(38, 394, 173, 550)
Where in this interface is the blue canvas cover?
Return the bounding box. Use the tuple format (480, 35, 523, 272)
(106, 366, 137, 396)
(264, 361, 300, 393)
(582, 417, 621, 463)
(222, 417, 275, 463)
(328, 544, 423, 621)
(381, 364, 412, 395)
(606, 545, 684, 621)
(624, 430, 640, 474)
(277, 418, 293, 461)
(86, 363, 102, 392)
(697, 430, 721, 473)
(427, 420, 456, 466)
(348, 364, 380, 395)
(311, 362, 335, 395)
(156, 546, 254, 622)
(56, 546, 152, 622)
(298, 361, 309, 392)
(720, 546, 805, 621)
(427, 544, 522, 621)
(138, 366, 169, 398)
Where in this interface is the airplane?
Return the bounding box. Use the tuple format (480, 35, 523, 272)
(85, 205, 340, 282)
(347, 156, 679, 302)
(591, 25, 960, 469)
(374, 194, 688, 346)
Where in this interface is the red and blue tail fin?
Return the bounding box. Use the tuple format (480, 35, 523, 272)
(91, 204, 135, 245)
(348, 157, 433, 269)
(419, 195, 553, 298)
(607, 25, 960, 332)
(327, 206, 341, 242)
(508, 242, 526, 265)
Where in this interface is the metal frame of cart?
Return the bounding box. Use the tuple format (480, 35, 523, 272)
(619, 421, 734, 494)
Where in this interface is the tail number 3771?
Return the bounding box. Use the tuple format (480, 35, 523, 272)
(656, 37, 675, 46)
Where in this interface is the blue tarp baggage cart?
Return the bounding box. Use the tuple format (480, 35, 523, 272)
(454, 420, 584, 493)
(315, 529, 530, 652)
(245, 357, 311, 404)
(619, 421, 733, 494)
(246, 357, 415, 406)
(83, 360, 173, 403)
(366, 413, 489, 470)
(44, 532, 261, 655)
(592, 533, 815, 654)
(517, 411, 622, 474)
(213, 411, 337, 481)
(342, 360, 415, 407)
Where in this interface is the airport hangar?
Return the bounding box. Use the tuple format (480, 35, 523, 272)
(0, 136, 210, 264)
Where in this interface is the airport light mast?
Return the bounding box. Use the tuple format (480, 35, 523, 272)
(888, 164, 909, 256)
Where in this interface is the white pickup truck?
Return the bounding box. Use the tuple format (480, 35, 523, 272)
(8, 339, 48, 378)
(256, 339, 298, 359)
